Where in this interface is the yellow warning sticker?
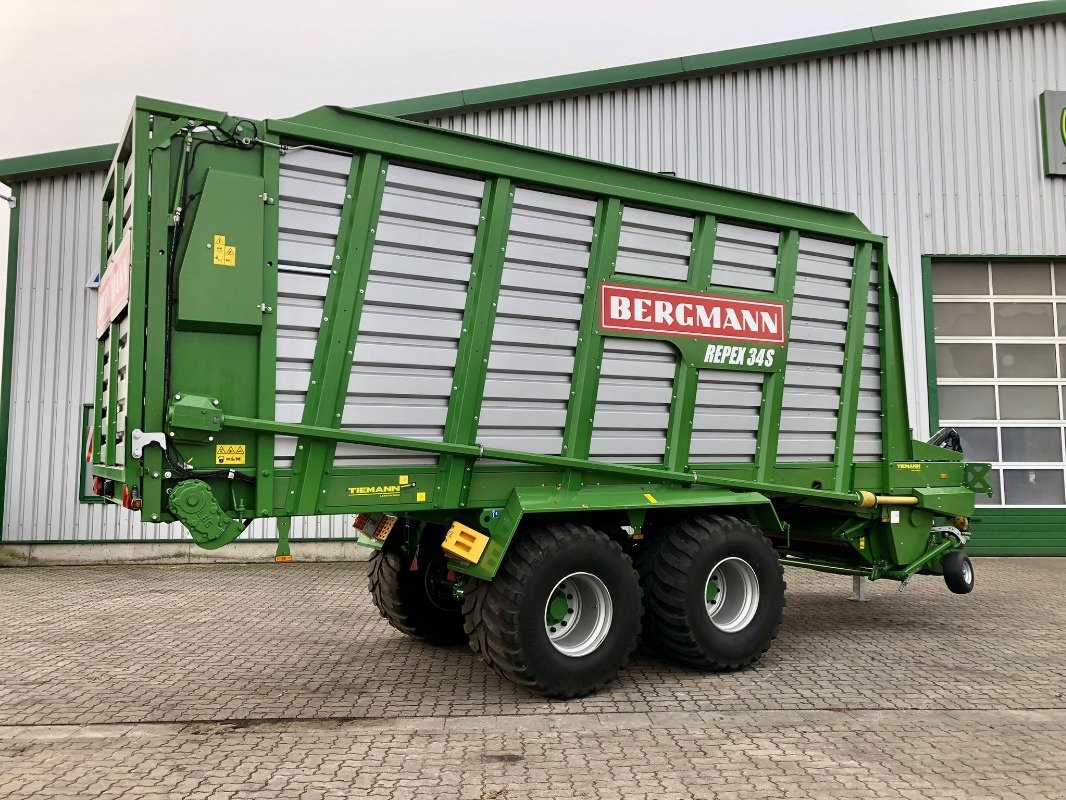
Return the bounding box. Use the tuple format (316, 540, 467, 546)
(213, 234, 237, 267)
(643, 493, 658, 504)
(399, 474, 409, 485)
(215, 444, 246, 465)
(416, 491, 427, 503)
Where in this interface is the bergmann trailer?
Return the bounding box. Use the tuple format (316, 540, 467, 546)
(91, 97, 990, 697)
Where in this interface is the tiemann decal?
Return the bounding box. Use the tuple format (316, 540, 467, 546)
(599, 282, 786, 345)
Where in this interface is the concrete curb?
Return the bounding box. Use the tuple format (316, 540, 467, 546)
(0, 540, 372, 567)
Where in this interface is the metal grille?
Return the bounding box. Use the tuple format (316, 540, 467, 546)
(99, 328, 111, 457)
(103, 152, 133, 262)
(711, 222, 779, 292)
(273, 147, 353, 468)
(778, 237, 854, 461)
(589, 337, 676, 463)
(615, 206, 693, 282)
(856, 260, 883, 461)
(113, 315, 130, 465)
(689, 370, 765, 463)
(477, 187, 596, 454)
(106, 153, 135, 466)
(335, 164, 484, 467)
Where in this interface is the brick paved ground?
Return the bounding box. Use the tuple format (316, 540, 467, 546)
(0, 557, 1063, 799)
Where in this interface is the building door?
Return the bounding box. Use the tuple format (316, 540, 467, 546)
(929, 257, 1066, 555)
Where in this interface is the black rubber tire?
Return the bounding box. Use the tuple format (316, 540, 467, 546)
(943, 551, 975, 594)
(368, 546, 467, 646)
(462, 522, 642, 699)
(632, 535, 665, 646)
(645, 515, 785, 670)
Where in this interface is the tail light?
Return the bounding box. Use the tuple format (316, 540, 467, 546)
(120, 484, 142, 511)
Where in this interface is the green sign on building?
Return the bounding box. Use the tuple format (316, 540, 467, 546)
(1040, 90, 1066, 177)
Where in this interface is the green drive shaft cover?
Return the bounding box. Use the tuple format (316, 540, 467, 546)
(168, 479, 246, 549)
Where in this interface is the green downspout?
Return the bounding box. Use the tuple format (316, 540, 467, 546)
(0, 184, 21, 541)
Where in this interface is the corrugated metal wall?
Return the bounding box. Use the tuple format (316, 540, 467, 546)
(427, 21, 1066, 439)
(2, 170, 349, 542)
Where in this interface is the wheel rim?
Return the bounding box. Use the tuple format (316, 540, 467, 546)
(544, 572, 613, 657)
(961, 559, 973, 586)
(704, 557, 760, 633)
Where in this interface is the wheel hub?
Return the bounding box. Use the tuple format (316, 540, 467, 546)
(544, 572, 613, 657)
(704, 557, 760, 633)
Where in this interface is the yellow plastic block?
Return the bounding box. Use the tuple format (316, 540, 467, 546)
(442, 522, 490, 565)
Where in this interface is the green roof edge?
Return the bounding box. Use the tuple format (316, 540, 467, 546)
(359, 0, 1066, 119)
(0, 143, 116, 185)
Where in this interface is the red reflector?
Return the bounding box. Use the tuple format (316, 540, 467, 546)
(84, 425, 93, 463)
(92, 476, 104, 496)
(122, 485, 131, 509)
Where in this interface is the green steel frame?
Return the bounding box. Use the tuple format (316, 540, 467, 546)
(922, 254, 1066, 556)
(81, 96, 984, 580)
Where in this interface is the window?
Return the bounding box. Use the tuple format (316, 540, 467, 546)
(932, 259, 1066, 507)
(78, 403, 105, 504)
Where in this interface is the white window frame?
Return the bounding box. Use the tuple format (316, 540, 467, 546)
(931, 258, 1066, 508)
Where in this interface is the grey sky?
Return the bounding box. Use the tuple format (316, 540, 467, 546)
(0, 0, 1026, 323)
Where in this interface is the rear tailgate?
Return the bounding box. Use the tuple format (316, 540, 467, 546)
(90, 128, 140, 507)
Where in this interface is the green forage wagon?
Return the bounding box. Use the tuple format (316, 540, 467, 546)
(91, 97, 989, 697)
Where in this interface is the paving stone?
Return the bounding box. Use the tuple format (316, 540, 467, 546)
(0, 558, 1062, 798)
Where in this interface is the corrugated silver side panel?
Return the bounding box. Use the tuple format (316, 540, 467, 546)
(615, 206, 692, 281)
(478, 187, 596, 454)
(274, 147, 353, 468)
(689, 370, 765, 463)
(589, 338, 675, 463)
(428, 21, 1066, 438)
(777, 237, 854, 461)
(334, 164, 483, 467)
(856, 260, 883, 460)
(712, 222, 779, 292)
